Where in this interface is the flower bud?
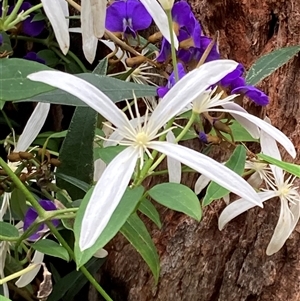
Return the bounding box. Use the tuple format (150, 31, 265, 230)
(158, 0, 175, 10)
(125, 56, 147, 67)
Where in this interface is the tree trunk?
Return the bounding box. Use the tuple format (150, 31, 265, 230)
(97, 0, 300, 300)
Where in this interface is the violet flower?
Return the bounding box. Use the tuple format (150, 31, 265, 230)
(157, 63, 186, 98)
(105, 0, 152, 37)
(157, 1, 201, 62)
(24, 200, 59, 241)
(5, 2, 45, 37)
(0, 34, 3, 46)
(23, 52, 46, 64)
(220, 64, 269, 106)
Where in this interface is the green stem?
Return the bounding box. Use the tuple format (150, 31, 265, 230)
(148, 112, 196, 173)
(166, 9, 178, 81)
(149, 167, 196, 176)
(46, 223, 113, 301)
(3, 0, 24, 26)
(1, 0, 9, 20)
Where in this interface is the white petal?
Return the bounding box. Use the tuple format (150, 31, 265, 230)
(211, 108, 296, 159)
(91, 0, 106, 38)
(221, 102, 260, 139)
(93, 158, 106, 182)
(260, 118, 284, 183)
(149, 141, 263, 207)
(79, 147, 139, 250)
(69, 27, 82, 33)
(139, 0, 178, 49)
(81, 0, 98, 63)
(93, 248, 108, 258)
(0, 242, 9, 297)
(223, 194, 230, 205)
(58, 0, 69, 27)
(148, 60, 239, 135)
(16, 251, 44, 288)
(266, 199, 300, 255)
(166, 131, 181, 183)
(247, 171, 263, 188)
(194, 174, 211, 195)
(28, 71, 130, 130)
(218, 191, 276, 230)
(41, 0, 70, 55)
(15, 103, 50, 152)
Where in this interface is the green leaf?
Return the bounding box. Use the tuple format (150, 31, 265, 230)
(55, 173, 90, 192)
(0, 295, 13, 301)
(0, 58, 53, 101)
(48, 257, 105, 301)
(246, 45, 300, 85)
(74, 186, 144, 268)
(148, 183, 202, 221)
(10, 189, 28, 219)
(94, 145, 127, 164)
(18, 73, 157, 106)
(258, 153, 300, 177)
(120, 213, 160, 283)
(93, 58, 108, 75)
(0, 221, 19, 238)
(172, 128, 198, 141)
(138, 198, 162, 229)
(32, 239, 70, 261)
(56, 107, 96, 200)
(202, 145, 247, 206)
(37, 49, 60, 67)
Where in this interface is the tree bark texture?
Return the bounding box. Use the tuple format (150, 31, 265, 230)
(97, 0, 300, 300)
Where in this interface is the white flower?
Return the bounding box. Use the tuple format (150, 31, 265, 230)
(191, 89, 296, 159)
(41, 0, 70, 55)
(218, 118, 299, 255)
(158, 0, 175, 10)
(139, 0, 178, 49)
(28, 59, 263, 251)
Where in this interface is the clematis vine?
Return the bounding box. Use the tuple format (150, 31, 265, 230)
(106, 0, 152, 38)
(219, 118, 299, 255)
(28, 59, 266, 251)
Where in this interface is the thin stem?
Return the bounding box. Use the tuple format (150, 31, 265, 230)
(149, 112, 196, 173)
(166, 9, 178, 81)
(4, 0, 24, 26)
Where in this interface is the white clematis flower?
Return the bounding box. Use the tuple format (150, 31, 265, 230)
(41, 0, 70, 55)
(218, 117, 299, 255)
(28, 60, 263, 250)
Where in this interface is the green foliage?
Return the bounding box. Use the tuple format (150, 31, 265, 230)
(138, 198, 162, 228)
(56, 107, 97, 201)
(246, 45, 300, 85)
(148, 183, 202, 221)
(202, 145, 246, 206)
(121, 213, 160, 283)
(0, 58, 53, 102)
(74, 186, 144, 268)
(258, 153, 300, 177)
(32, 239, 70, 261)
(94, 145, 127, 164)
(18, 73, 158, 106)
(0, 221, 19, 238)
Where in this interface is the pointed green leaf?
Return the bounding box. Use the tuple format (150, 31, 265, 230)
(18, 74, 157, 106)
(258, 153, 300, 177)
(246, 46, 300, 85)
(202, 145, 247, 206)
(0, 221, 19, 238)
(74, 186, 144, 268)
(138, 198, 162, 229)
(0, 58, 53, 101)
(32, 239, 70, 261)
(93, 58, 108, 75)
(148, 183, 202, 221)
(10, 189, 28, 219)
(94, 146, 127, 164)
(55, 173, 90, 193)
(120, 213, 160, 283)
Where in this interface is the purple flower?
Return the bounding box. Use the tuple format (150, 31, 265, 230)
(105, 0, 152, 37)
(24, 52, 46, 64)
(0, 34, 3, 46)
(157, 1, 201, 62)
(232, 85, 269, 106)
(198, 131, 208, 143)
(157, 63, 186, 98)
(5, 2, 44, 37)
(24, 200, 59, 241)
(220, 63, 245, 87)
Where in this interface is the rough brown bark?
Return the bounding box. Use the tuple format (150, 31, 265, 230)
(96, 0, 300, 300)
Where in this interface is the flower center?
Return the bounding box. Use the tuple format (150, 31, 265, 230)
(135, 132, 149, 146)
